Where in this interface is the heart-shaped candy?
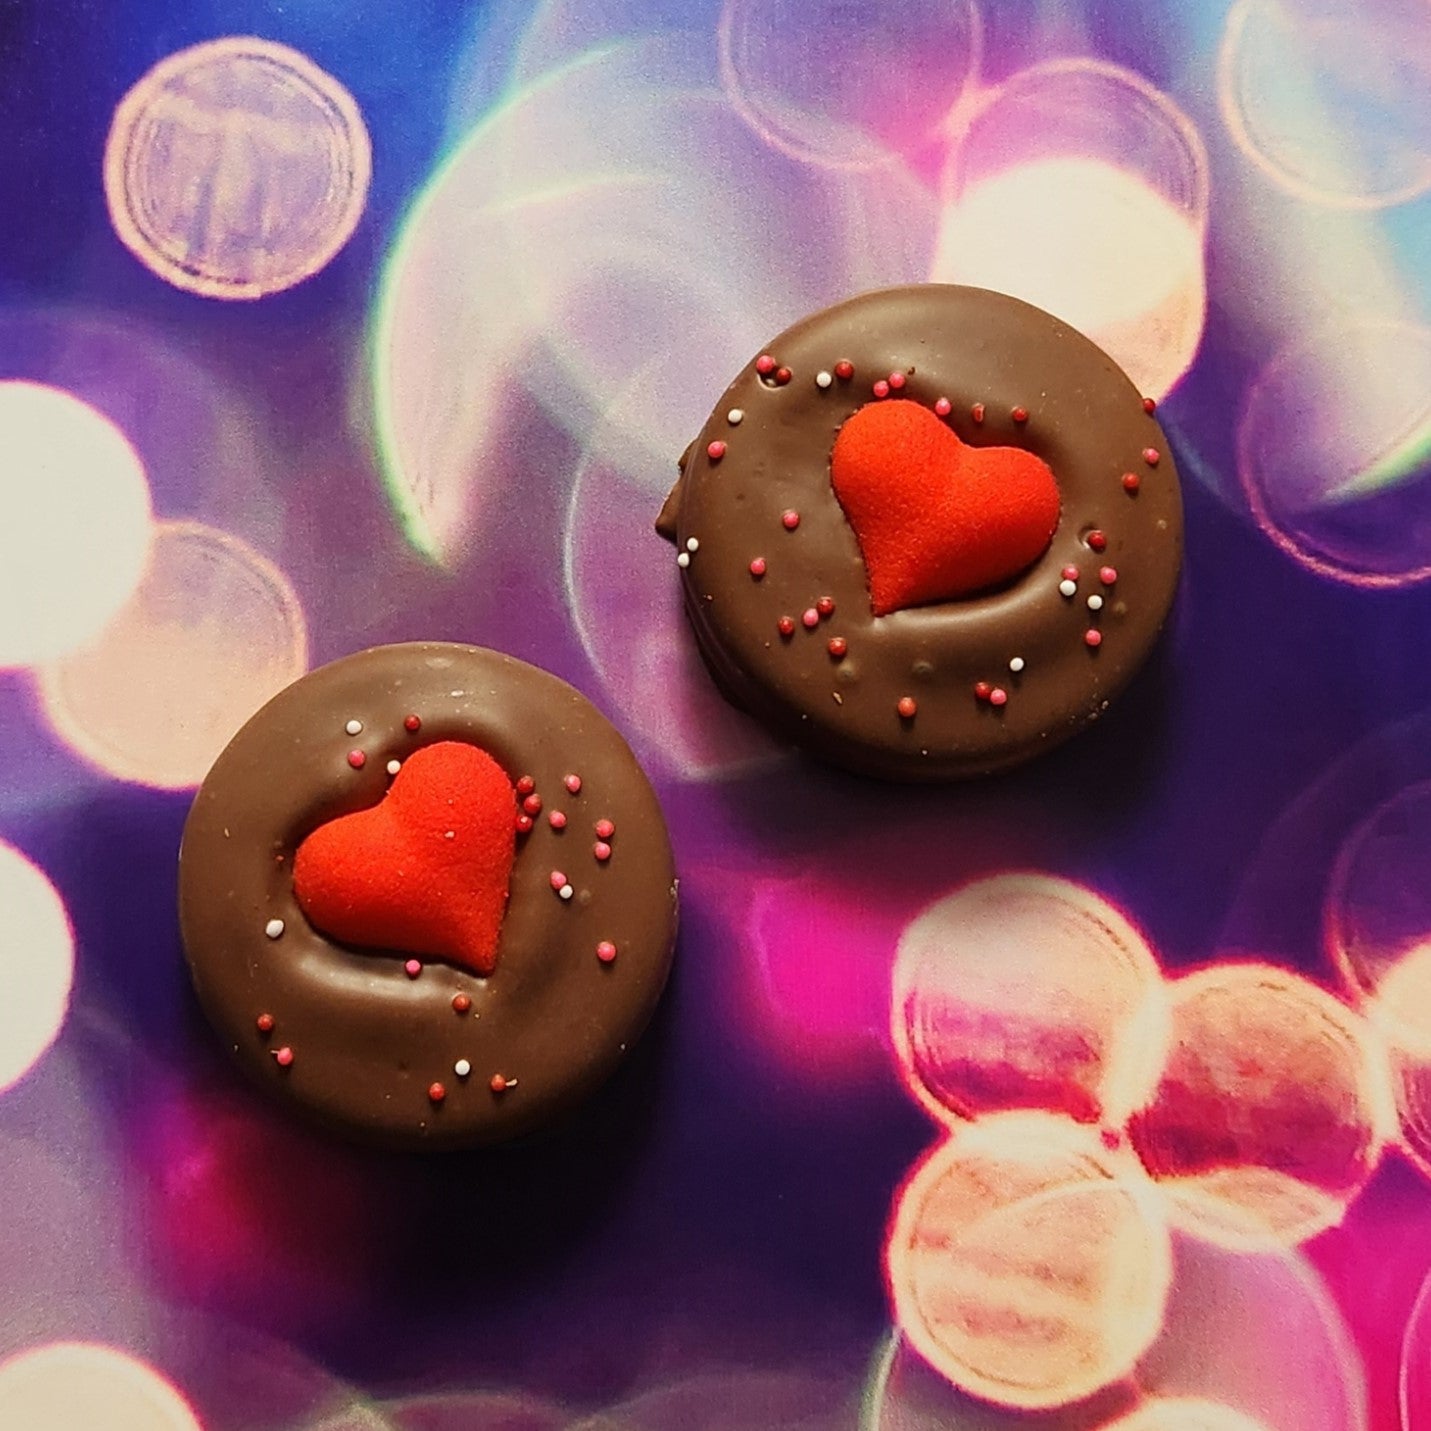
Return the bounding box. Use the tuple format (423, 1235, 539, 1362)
(830, 399, 1061, 615)
(293, 741, 516, 975)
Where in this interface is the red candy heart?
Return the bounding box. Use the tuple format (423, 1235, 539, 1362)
(293, 741, 516, 976)
(830, 399, 1061, 615)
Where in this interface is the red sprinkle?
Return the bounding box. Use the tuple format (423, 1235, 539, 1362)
(888, 372, 906, 390)
(934, 397, 951, 416)
(256, 1013, 275, 1034)
(897, 696, 917, 719)
(347, 750, 366, 769)
(595, 818, 615, 839)
(816, 595, 835, 617)
(971, 403, 986, 423)
(548, 810, 567, 830)
(973, 681, 992, 701)
(756, 354, 775, 375)
(563, 773, 582, 794)
(775, 366, 792, 385)
(989, 687, 1008, 707)
(1085, 629, 1103, 648)
(594, 841, 612, 862)
(707, 440, 727, 461)
(827, 637, 847, 659)
(516, 774, 535, 795)
(428, 1082, 446, 1104)
(516, 813, 534, 834)
(1142, 397, 1157, 413)
(1142, 447, 1161, 467)
(452, 994, 472, 1014)
(1061, 565, 1080, 581)
(549, 870, 568, 891)
(801, 607, 819, 629)
(404, 958, 421, 978)
(781, 509, 800, 531)
(834, 360, 854, 380)
(274, 1046, 294, 1068)
(522, 793, 543, 816)
(1099, 566, 1118, 585)
(489, 1073, 509, 1093)
(1087, 530, 1107, 552)
(872, 379, 890, 399)
(749, 557, 767, 578)
(1122, 472, 1141, 493)
(596, 940, 617, 964)
(404, 714, 421, 732)
(777, 615, 796, 638)
(1011, 406, 1029, 424)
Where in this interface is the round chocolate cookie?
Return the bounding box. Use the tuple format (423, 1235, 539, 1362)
(179, 643, 678, 1149)
(656, 285, 1183, 779)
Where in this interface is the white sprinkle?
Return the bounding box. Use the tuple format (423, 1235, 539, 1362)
(727, 408, 744, 425)
(344, 718, 363, 735)
(450, 690, 465, 697)
(265, 918, 285, 940)
(676, 552, 691, 568)
(1009, 656, 1025, 673)
(1059, 579, 1077, 598)
(559, 884, 574, 901)
(685, 537, 699, 553)
(454, 1059, 472, 1078)
(386, 759, 401, 776)
(815, 370, 833, 389)
(444, 830, 455, 840)
(1087, 594, 1104, 611)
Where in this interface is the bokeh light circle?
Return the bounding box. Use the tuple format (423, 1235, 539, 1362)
(0, 1342, 200, 1430)
(717, 0, 982, 170)
(933, 59, 1208, 401)
(892, 874, 1168, 1129)
(104, 36, 372, 299)
(1103, 1399, 1271, 1431)
(1218, 0, 1431, 210)
(1127, 964, 1392, 1248)
(36, 520, 309, 789)
(886, 1112, 1173, 1412)
(1238, 321, 1431, 587)
(0, 842, 73, 1096)
(0, 381, 153, 670)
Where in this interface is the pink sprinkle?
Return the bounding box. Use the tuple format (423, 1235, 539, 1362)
(989, 687, 1008, 707)
(596, 940, 617, 964)
(594, 841, 612, 862)
(274, 1046, 294, 1068)
(707, 440, 727, 461)
(564, 773, 582, 794)
(801, 607, 819, 629)
(934, 397, 951, 417)
(1143, 447, 1161, 467)
(782, 510, 800, 531)
(404, 714, 421, 732)
(749, 557, 767, 578)
(548, 810, 567, 830)
(756, 354, 775, 375)
(405, 959, 421, 978)
(1085, 629, 1103, 648)
(872, 380, 890, 399)
(595, 818, 616, 839)
(1061, 565, 1080, 581)
(1099, 566, 1118, 585)
(347, 750, 366, 769)
(549, 870, 568, 890)
(888, 372, 906, 390)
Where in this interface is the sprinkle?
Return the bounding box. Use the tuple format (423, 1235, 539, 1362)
(934, 397, 951, 416)
(727, 408, 744, 425)
(707, 440, 727, 461)
(676, 552, 690, 568)
(1061, 565, 1080, 581)
(872, 379, 890, 399)
(564, 773, 582, 794)
(454, 1059, 471, 1078)
(1122, 472, 1141, 493)
(452, 994, 472, 1014)
(1099, 566, 1118, 585)
(815, 370, 833, 389)
(404, 714, 421, 732)
(523, 793, 542, 815)
(801, 607, 819, 629)
(595, 818, 615, 839)
(559, 885, 574, 901)
(274, 1046, 294, 1067)
(594, 841, 612, 861)
(827, 637, 847, 659)
(489, 1074, 510, 1093)
(685, 537, 699, 553)
(989, 687, 1008, 707)
(816, 596, 835, 617)
(1059, 578, 1077, 598)
(265, 918, 285, 940)
(775, 366, 792, 385)
(834, 360, 854, 380)
(973, 681, 992, 701)
(1087, 530, 1107, 551)
(597, 940, 618, 964)
(347, 750, 366, 769)
(516, 813, 534, 834)
(1085, 629, 1103, 648)
(778, 615, 796, 638)
(405, 958, 422, 978)
(1143, 396, 1157, 413)
(1009, 656, 1025, 673)
(1012, 406, 1029, 423)
(749, 557, 767, 578)
(386, 759, 401, 776)
(971, 403, 985, 423)
(756, 354, 775, 375)
(549, 870, 568, 891)
(888, 372, 906, 390)
(1087, 594, 1104, 611)
(516, 775, 535, 795)
(428, 1082, 446, 1104)
(782, 509, 801, 531)
(256, 1013, 275, 1033)
(1142, 447, 1161, 467)
(549, 810, 567, 830)
(897, 696, 917, 719)
(344, 718, 363, 735)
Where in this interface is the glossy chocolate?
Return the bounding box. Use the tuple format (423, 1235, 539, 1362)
(179, 643, 678, 1149)
(657, 285, 1183, 779)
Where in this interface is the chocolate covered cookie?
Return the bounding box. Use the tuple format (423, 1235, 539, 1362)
(178, 643, 678, 1149)
(656, 285, 1183, 779)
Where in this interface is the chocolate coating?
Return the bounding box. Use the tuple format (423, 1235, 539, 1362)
(179, 643, 678, 1149)
(657, 285, 1183, 779)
